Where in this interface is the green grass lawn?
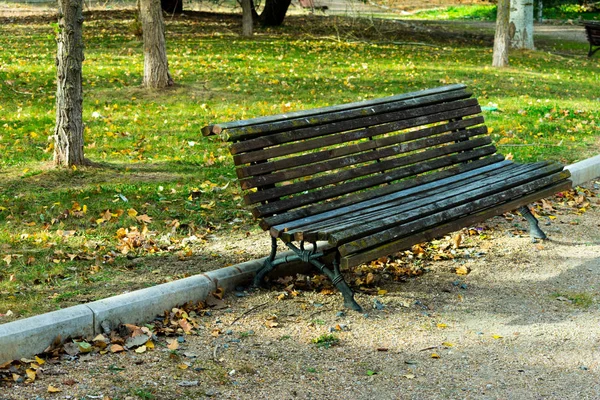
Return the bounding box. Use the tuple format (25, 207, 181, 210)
(404, 3, 600, 21)
(0, 10, 599, 320)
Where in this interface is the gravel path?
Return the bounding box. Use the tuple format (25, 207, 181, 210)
(2, 184, 599, 399)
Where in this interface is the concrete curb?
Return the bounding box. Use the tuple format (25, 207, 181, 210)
(566, 155, 600, 187)
(0, 243, 327, 363)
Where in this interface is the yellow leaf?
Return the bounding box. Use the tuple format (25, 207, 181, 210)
(436, 323, 447, 329)
(377, 289, 388, 296)
(442, 342, 454, 347)
(127, 208, 138, 217)
(431, 353, 440, 359)
(178, 364, 188, 370)
(492, 334, 504, 339)
(135, 345, 147, 354)
(26, 369, 36, 381)
(82, 204, 87, 214)
(35, 356, 45, 365)
(47, 385, 62, 393)
(145, 340, 155, 349)
(455, 265, 470, 275)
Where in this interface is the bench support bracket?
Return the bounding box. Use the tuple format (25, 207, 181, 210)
(253, 237, 363, 312)
(518, 205, 547, 240)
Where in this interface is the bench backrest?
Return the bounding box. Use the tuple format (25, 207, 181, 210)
(203, 84, 504, 232)
(585, 22, 600, 45)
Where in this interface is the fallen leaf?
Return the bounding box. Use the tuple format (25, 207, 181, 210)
(455, 265, 470, 275)
(167, 339, 179, 350)
(492, 334, 504, 339)
(134, 345, 147, 354)
(145, 340, 155, 349)
(179, 319, 193, 334)
(442, 342, 454, 347)
(452, 233, 462, 249)
(109, 344, 125, 353)
(34, 356, 45, 365)
(265, 320, 279, 328)
(136, 214, 152, 224)
(403, 374, 415, 379)
(431, 353, 440, 359)
(177, 363, 189, 370)
(128, 208, 138, 217)
(436, 323, 448, 329)
(47, 385, 62, 393)
(26, 369, 36, 382)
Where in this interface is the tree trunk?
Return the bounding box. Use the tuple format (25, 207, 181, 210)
(509, 0, 535, 49)
(161, 0, 182, 13)
(241, 0, 254, 37)
(537, 0, 543, 22)
(493, 0, 510, 67)
(260, 0, 292, 26)
(140, 0, 173, 88)
(54, 0, 86, 167)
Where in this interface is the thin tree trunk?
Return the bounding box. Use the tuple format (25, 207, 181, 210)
(509, 0, 535, 49)
(241, 0, 254, 37)
(537, 0, 543, 22)
(493, 0, 510, 67)
(140, 0, 173, 88)
(54, 0, 86, 167)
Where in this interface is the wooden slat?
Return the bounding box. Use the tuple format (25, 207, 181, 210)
(337, 169, 571, 256)
(308, 162, 559, 244)
(340, 179, 572, 268)
(245, 136, 493, 205)
(278, 162, 536, 242)
(261, 154, 506, 230)
(209, 86, 470, 141)
(230, 97, 479, 158)
(254, 145, 498, 218)
(242, 125, 488, 191)
(236, 113, 485, 179)
(202, 84, 467, 137)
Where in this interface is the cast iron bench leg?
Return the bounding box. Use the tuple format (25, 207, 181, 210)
(253, 237, 363, 312)
(519, 205, 547, 240)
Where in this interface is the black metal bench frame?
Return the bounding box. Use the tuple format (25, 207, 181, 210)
(584, 22, 600, 57)
(202, 84, 572, 311)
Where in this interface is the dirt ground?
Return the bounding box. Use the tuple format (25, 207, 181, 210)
(1, 181, 599, 399)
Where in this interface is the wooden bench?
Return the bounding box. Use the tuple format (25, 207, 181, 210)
(584, 22, 600, 57)
(202, 84, 572, 311)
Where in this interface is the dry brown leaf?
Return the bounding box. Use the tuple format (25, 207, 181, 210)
(109, 344, 125, 353)
(455, 265, 470, 275)
(167, 339, 179, 350)
(452, 233, 462, 249)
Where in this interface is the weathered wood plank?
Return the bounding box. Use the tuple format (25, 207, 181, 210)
(202, 84, 467, 137)
(270, 159, 514, 237)
(235, 114, 485, 179)
(230, 97, 479, 158)
(253, 145, 498, 218)
(300, 162, 558, 243)
(340, 180, 572, 268)
(279, 162, 537, 242)
(225, 89, 472, 142)
(261, 154, 505, 231)
(241, 125, 488, 190)
(245, 136, 493, 205)
(337, 169, 571, 255)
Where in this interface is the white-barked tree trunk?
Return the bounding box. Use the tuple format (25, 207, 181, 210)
(509, 0, 535, 49)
